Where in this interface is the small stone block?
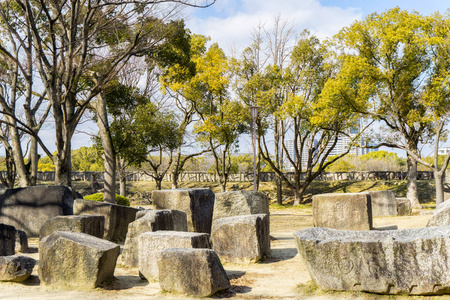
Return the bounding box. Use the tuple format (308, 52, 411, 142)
(397, 198, 412, 216)
(0, 255, 36, 282)
(0, 223, 16, 256)
(367, 190, 397, 216)
(39, 215, 105, 239)
(15, 229, 28, 252)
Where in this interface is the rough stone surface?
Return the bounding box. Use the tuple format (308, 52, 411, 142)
(121, 209, 188, 267)
(152, 189, 215, 234)
(213, 191, 269, 222)
(397, 198, 412, 216)
(367, 190, 397, 216)
(427, 200, 450, 227)
(295, 226, 450, 295)
(39, 215, 105, 239)
(39, 231, 120, 289)
(0, 255, 36, 282)
(15, 229, 28, 252)
(73, 199, 138, 242)
(138, 231, 210, 281)
(0, 223, 16, 256)
(312, 193, 372, 231)
(0, 186, 74, 237)
(158, 248, 230, 297)
(211, 214, 270, 263)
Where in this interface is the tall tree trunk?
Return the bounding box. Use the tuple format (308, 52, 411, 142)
(29, 138, 39, 186)
(54, 155, 72, 186)
(117, 158, 127, 196)
(274, 119, 283, 205)
(96, 95, 116, 204)
(171, 147, 182, 189)
(406, 154, 421, 209)
(8, 123, 29, 187)
(155, 178, 163, 190)
(435, 171, 445, 207)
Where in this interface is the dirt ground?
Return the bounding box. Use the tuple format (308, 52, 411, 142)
(0, 208, 442, 300)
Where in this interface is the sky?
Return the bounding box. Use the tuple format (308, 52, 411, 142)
(69, 0, 450, 155)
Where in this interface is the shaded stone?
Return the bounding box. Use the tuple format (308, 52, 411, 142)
(397, 198, 412, 216)
(39, 215, 105, 239)
(158, 248, 230, 297)
(0, 255, 36, 282)
(0, 186, 74, 237)
(39, 231, 120, 289)
(0, 223, 16, 256)
(213, 191, 269, 222)
(121, 209, 188, 267)
(152, 189, 215, 234)
(312, 193, 372, 231)
(15, 229, 28, 252)
(138, 231, 210, 281)
(73, 199, 138, 242)
(295, 226, 450, 295)
(367, 190, 397, 216)
(211, 214, 270, 263)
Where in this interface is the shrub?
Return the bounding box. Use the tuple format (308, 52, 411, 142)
(84, 193, 130, 206)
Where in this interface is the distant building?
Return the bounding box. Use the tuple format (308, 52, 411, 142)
(438, 147, 450, 156)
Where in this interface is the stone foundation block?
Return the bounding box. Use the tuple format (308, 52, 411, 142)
(397, 198, 412, 216)
(39, 231, 120, 289)
(295, 226, 450, 295)
(213, 191, 269, 221)
(211, 214, 270, 263)
(427, 200, 450, 227)
(0, 255, 36, 282)
(39, 215, 105, 239)
(0, 223, 16, 256)
(121, 209, 187, 267)
(15, 229, 28, 252)
(158, 248, 230, 297)
(367, 190, 397, 216)
(138, 231, 210, 281)
(152, 189, 215, 234)
(312, 193, 372, 231)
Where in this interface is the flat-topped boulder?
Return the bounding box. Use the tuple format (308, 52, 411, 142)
(0, 255, 36, 282)
(397, 198, 412, 216)
(73, 199, 138, 242)
(213, 191, 269, 221)
(295, 226, 450, 295)
(39, 231, 120, 289)
(312, 193, 372, 231)
(0, 186, 74, 237)
(39, 215, 105, 239)
(367, 190, 397, 216)
(211, 214, 270, 263)
(427, 200, 450, 227)
(138, 231, 210, 281)
(121, 209, 187, 267)
(158, 248, 230, 297)
(0, 223, 16, 256)
(152, 189, 215, 234)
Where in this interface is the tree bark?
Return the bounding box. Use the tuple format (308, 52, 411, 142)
(406, 154, 421, 209)
(435, 171, 445, 207)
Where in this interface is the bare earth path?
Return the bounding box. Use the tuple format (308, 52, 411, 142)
(0, 209, 439, 300)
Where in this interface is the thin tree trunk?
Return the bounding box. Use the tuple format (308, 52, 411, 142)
(435, 171, 444, 207)
(406, 154, 421, 209)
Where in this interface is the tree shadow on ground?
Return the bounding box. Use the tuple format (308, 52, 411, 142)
(98, 275, 148, 291)
(214, 270, 252, 298)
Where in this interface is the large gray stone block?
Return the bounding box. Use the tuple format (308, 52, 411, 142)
(138, 231, 210, 281)
(0, 186, 74, 237)
(211, 214, 270, 263)
(39, 215, 105, 239)
(295, 226, 450, 295)
(312, 193, 372, 231)
(158, 248, 230, 297)
(152, 189, 215, 234)
(39, 231, 120, 289)
(213, 191, 269, 221)
(428, 200, 450, 227)
(0, 255, 36, 282)
(73, 199, 138, 242)
(0, 223, 16, 256)
(121, 209, 187, 267)
(367, 190, 397, 216)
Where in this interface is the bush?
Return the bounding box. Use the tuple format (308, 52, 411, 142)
(84, 193, 130, 206)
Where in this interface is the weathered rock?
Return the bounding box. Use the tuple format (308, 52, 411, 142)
(427, 200, 450, 227)
(39, 231, 120, 289)
(39, 215, 105, 239)
(312, 193, 372, 231)
(152, 189, 215, 234)
(121, 209, 188, 267)
(138, 231, 210, 281)
(0, 255, 36, 282)
(397, 198, 412, 216)
(73, 199, 138, 242)
(15, 229, 28, 252)
(211, 214, 270, 263)
(158, 248, 230, 297)
(136, 209, 152, 220)
(213, 191, 269, 221)
(367, 190, 397, 216)
(295, 226, 450, 295)
(0, 186, 74, 237)
(0, 223, 16, 256)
